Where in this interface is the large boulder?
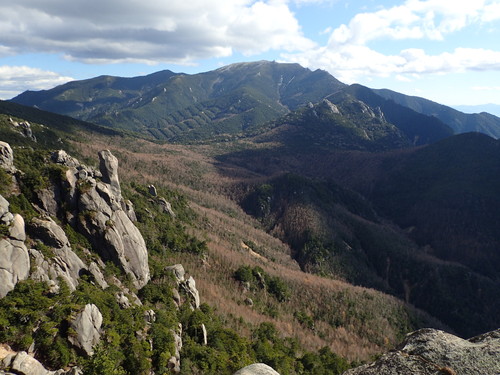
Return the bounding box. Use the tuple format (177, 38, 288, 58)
(233, 363, 281, 375)
(98, 150, 121, 198)
(1, 348, 79, 375)
(29, 217, 70, 248)
(0, 142, 16, 173)
(0, 196, 30, 298)
(183, 276, 200, 309)
(343, 328, 500, 375)
(69, 304, 103, 356)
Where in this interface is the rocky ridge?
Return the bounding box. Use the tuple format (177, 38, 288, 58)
(0, 143, 204, 374)
(343, 328, 500, 375)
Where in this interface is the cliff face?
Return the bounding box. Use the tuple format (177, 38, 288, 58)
(343, 328, 500, 375)
(48, 149, 150, 289)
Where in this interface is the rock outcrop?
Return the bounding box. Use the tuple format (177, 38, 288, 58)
(343, 328, 500, 375)
(68, 304, 103, 356)
(1, 348, 79, 375)
(0, 195, 30, 298)
(0, 142, 16, 173)
(28, 217, 86, 292)
(51, 149, 150, 289)
(233, 363, 281, 375)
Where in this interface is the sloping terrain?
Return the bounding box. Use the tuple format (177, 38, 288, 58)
(0, 97, 447, 375)
(2, 60, 500, 373)
(11, 61, 345, 141)
(373, 87, 500, 138)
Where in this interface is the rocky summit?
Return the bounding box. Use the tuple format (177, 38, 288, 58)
(343, 328, 500, 375)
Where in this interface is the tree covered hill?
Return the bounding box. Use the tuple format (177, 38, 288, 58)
(11, 61, 345, 141)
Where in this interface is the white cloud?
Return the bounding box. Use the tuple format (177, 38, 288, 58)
(0, 0, 314, 65)
(0, 66, 73, 99)
(284, 0, 500, 83)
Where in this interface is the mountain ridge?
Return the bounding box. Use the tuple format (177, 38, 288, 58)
(12, 60, 499, 143)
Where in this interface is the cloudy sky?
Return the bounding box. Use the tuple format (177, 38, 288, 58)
(1, 0, 500, 108)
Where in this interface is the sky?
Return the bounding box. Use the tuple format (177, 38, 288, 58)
(1, 0, 500, 109)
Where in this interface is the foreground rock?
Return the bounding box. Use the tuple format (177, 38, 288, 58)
(1, 349, 79, 375)
(0, 142, 16, 173)
(343, 328, 500, 375)
(233, 363, 280, 375)
(68, 304, 103, 356)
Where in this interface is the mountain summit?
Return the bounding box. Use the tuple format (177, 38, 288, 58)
(13, 60, 499, 142)
(11, 61, 345, 141)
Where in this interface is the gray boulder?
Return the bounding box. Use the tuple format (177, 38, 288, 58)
(158, 198, 176, 217)
(98, 150, 121, 198)
(29, 217, 70, 248)
(0, 197, 30, 298)
(183, 276, 200, 309)
(148, 185, 157, 197)
(0, 142, 16, 173)
(69, 304, 102, 356)
(166, 264, 185, 283)
(1, 350, 80, 375)
(0, 237, 30, 298)
(343, 328, 500, 375)
(88, 262, 108, 289)
(29, 245, 86, 293)
(28, 217, 86, 292)
(168, 323, 183, 373)
(51, 150, 80, 168)
(233, 363, 281, 375)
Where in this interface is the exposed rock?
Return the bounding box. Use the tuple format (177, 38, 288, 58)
(69, 304, 102, 356)
(0, 142, 16, 173)
(122, 199, 137, 222)
(148, 185, 157, 197)
(0, 195, 9, 218)
(158, 197, 176, 217)
(168, 323, 183, 373)
(28, 220, 87, 293)
(144, 309, 156, 324)
(201, 323, 208, 346)
(343, 328, 500, 375)
(244, 297, 254, 306)
(0, 237, 30, 298)
(172, 288, 181, 307)
(98, 150, 121, 198)
(1, 349, 79, 375)
(0, 197, 30, 298)
(116, 292, 131, 308)
(72, 151, 149, 289)
(9, 214, 26, 241)
(51, 150, 80, 168)
(88, 262, 108, 289)
(166, 264, 185, 283)
(233, 363, 281, 375)
(29, 217, 70, 248)
(323, 99, 341, 114)
(108, 277, 142, 306)
(183, 276, 200, 309)
(19, 122, 36, 142)
(35, 187, 61, 218)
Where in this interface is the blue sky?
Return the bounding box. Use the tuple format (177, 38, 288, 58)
(1, 0, 500, 109)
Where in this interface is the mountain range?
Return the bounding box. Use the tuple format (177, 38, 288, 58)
(10, 61, 500, 141)
(1, 60, 500, 375)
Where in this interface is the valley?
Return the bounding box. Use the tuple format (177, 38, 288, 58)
(1, 60, 499, 375)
